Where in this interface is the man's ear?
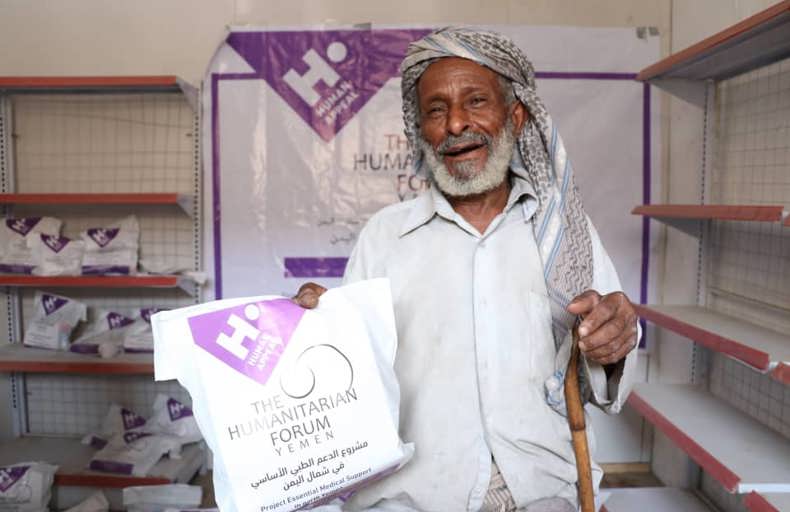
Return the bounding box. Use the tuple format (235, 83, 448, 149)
(510, 101, 528, 135)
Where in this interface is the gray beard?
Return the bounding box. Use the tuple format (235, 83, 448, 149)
(421, 120, 516, 197)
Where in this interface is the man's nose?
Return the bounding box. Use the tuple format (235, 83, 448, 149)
(446, 104, 470, 136)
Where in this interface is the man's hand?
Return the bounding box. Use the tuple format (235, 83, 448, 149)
(566, 290, 638, 366)
(293, 282, 327, 309)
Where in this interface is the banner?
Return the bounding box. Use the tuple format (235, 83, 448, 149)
(203, 25, 660, 311)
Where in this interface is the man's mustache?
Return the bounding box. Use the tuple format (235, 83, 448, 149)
(436, 131, 492, 156)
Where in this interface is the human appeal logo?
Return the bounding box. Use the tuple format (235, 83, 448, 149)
(42, 294, 68, 316)
(107, 312, 134, 330)
(0, 466, 29, 492)
(187, 298, 305, 385)
(41, 234, 69, 253)
(6, 217, 41, 236)
(87, 227, 119, 248)
(167, 398, 194, 421)
(225, 29, 429, 141)
(121, 407, 146, 430)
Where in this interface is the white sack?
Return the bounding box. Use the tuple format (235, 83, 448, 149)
(152, 278, 413, 512)
(80, 215, 139, 275)
(23, 292, 86, 350)
(0, 462, 57, 512)
(70, 309, 135, 355)
(28, 233, 84, 276)
(123, 308, 162, 353)
(0, 217, 61, 274)
(88, 431, 179, 477)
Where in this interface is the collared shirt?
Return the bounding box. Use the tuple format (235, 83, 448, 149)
(343, 174, 638, 512)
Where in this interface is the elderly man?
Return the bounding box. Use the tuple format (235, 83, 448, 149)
(297, 27, 639, 512)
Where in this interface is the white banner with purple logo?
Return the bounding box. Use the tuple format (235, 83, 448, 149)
(202, 25, 661, 318)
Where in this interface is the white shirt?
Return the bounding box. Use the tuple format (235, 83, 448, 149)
(343, 174, 638, 511)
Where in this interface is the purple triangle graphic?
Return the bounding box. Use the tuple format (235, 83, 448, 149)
(0, 466, 29, 492)
(225, 29, 430, 142)
(167, 398, 193, 421)
(42, 294, 68, 315)
(41, 234, 69, 253)
(6, 217, 41, 236)
(107, 312, 134, 330)
(188, 298, 306, 386)
(87, 227, 119, 248)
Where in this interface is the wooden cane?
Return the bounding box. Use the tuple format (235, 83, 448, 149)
(564, 320, 595, 512)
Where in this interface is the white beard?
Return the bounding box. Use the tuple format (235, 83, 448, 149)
(421, 120, 516, 197)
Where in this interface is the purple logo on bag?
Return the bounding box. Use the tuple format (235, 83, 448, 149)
(187, 298, 305, 385)
(107, 312, 134, 330)
(167, 398, 193, 421)
(87, 227, 119, 248)
(0, 465, 29, 492)
(140, 307, 160, 323)
(121, 408, 146, 430)
(42, 294, 68, 315)
(6, 217, 41, 236)
(41, 234, 69, 253)
(225, 29, 428, 142)
(123, 431, 151, 444)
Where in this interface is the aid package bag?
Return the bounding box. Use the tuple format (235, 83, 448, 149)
(152, 278, 413, 512)
(23, 291, 87, 350)
(0, 462, 57, 512)
(80, 215, 139, 275)
(122, 484, 202, 512)
(123, 308, 162, 353)
(28, 233, 85, 276)
(0, 216, 61, 274)
(70, 309, 135, 355)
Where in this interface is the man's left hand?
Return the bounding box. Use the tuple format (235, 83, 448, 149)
(566, 290, 638, 366)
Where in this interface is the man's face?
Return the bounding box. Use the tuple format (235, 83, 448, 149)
(416, 57, 525, 195)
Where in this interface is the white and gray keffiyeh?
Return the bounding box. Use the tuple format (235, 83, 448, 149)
(400, 27, 594, 412)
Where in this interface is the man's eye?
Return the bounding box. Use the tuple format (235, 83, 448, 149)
(470, 96, 487, 106)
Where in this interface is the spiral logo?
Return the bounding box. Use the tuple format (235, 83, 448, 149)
(279, 344, 354, 399)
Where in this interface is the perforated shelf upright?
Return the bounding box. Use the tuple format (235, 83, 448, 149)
(630, 2, 790, 511)
(0, 75, 204, 507)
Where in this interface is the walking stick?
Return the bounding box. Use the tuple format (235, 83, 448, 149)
(564, 320, 595, 512)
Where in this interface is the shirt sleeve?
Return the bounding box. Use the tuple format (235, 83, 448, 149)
(342, 224, 372, 286)
(581, 216, 641, 414)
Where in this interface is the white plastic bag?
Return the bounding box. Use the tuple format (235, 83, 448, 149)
(123, 308, 162, 353)
(28, 233, 85, 276)
(146, 395, 203, 457)
(88, 431, 180, 477)
(82, 403, 148, 449)
(122, 484, 202, 512)
(70, 309, 135, 355)
(80, 215, 139, 275)
(23, 292, 87, 350)
(0, 216, 61, 274)
(0, 462, 58, 512)
(62, 491, 109, 512)
(153, 278, 413, 512)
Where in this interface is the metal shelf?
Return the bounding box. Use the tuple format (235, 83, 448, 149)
(0, 193, 193, 216)
(0, 344, 152, 375)
(635, 304, 790, 384)
(632, 204, 788, 235)
(637, 1, 790, 82)
(0, 436, 203, 488)
(745, 491, 790, 512)
(628, 383, 790, 494)
(0, 275, 196, 295)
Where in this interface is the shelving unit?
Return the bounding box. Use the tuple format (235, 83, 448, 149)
(636, 1, 790, 82)
(0, 75, 204, 502)
(634, 305, 790, 383)
(0, 344, 152, 374)
(628, 383, 790, 494)
(631, 4, 790, 510)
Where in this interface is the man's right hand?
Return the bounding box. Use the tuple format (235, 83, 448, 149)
(293, 282, 327, 309)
